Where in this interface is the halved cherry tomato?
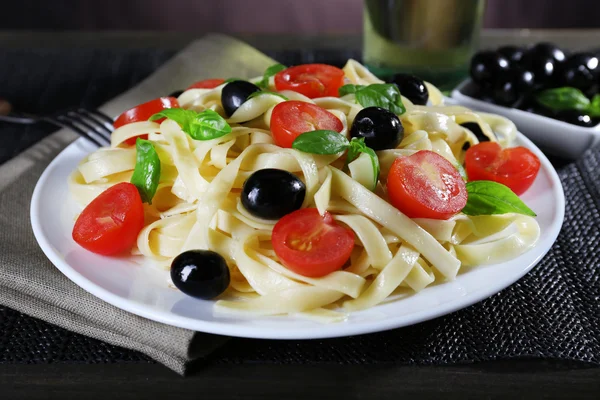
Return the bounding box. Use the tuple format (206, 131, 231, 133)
(387, 150, 467, 220)
(270, 101, 344, 148)
(465, 142, 540, 195)
(272, 208, 355, 278)
(186, 78, 225, 90)
(114, 97, 180, 145)
(274, 64, 345, 98)
(72, 182, 145, 256)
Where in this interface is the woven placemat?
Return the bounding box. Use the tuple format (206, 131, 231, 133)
(0, 47, 598, 366)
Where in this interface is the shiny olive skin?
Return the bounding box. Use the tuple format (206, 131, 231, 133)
(388, 73, 429, 105)
(557, 109, 597, 127)
(497, 46, 524, 64)
(492, 79, 519, 107)
(460, 122, 490, 143)
(520, 43, 566, 84)
(513, 69, 536, 93)
(241, 169, 306, 220)
(168, 90, 184, 98)
(560, 53, 599, 91)
(470, 51, 510, 85)
(221, 80, 261, 117)
(171, 250, 230, 300)
(350, 106, 403, 150)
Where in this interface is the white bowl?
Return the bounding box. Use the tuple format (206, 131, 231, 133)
(452, 79, 600, 159)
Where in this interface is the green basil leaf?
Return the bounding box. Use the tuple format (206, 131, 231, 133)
(355, 84, 406, 115)
(587, 94, 600, 117)
(247, 91, 289, 101)
(150, 109, 231, 140)
(535, 87, 590, 111)
(339, 84, 362, 97)
(292, 130, 350, 154)
(257, 63, 286, 89)
(348, 137, 380, 186)
(462, 180, 536, 217)
(130, 138, 161, 204)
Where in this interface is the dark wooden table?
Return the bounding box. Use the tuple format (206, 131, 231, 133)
(1, 30, 599, 400)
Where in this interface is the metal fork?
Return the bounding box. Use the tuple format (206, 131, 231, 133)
(0, 108, 114, 147)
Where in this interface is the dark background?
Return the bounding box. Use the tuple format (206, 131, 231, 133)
(1, 0, 599, 33)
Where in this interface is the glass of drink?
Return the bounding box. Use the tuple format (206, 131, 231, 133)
(363, 0, 486, 90)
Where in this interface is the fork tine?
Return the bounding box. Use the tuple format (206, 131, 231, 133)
(43, 116, 105, 147)
(67, 110, 113, 142)
(60, 113, 111, 147)
(80, 108, 114, 128)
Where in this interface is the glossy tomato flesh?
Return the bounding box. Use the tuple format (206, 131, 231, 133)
(186, 78, 225, 90)
(270, 101, 344, 148)
(274, 64, 345, 98)
(465, 142, 540, 195)
(114, 97, 180, 145)
(272, 208, 355, 277)
(387, 150, 467, 219)
(72, 182, 145, 256)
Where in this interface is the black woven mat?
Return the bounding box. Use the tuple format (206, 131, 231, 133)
(1, 48, 598, 366)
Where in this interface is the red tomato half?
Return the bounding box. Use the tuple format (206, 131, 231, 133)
(186, 78, 225, 90)
(72, 182, 145, 256)
(274, 64, 345, 98)
(272, 208, 355, 278)
(465, 142, 540, 195)
(270, 101, 344, 148)
(387, 150, 467, 220)
(114, 97, 180, 145)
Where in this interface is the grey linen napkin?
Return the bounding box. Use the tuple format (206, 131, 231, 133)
(0, 34, 275, 375)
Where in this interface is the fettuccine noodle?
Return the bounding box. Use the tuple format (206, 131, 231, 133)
(69, 60, 540, 322)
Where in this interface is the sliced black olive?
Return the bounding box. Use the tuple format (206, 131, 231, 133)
(388, 73, 429, 105)
(221, 80, 261, 117)
(557, 109, 596, 127)
(171, 250, 230, 300)
(168, 90, 184, 98)
(497, 46, 525, 65)
(241, 169, 305, 220)
(520, 42, 566, 84)
(460, 122, 490, 142)
(350, 106, 403, 150)
(469, 51, 510, 86)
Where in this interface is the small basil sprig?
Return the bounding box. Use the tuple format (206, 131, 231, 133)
(256, 63, 286, 89)
(247, 91, 289, 101)
(535, 87, 600, 116)
(462, 180, 536, 217)
(339, 83, 406, 115)
(130, 138, 161, 204)
(292, 130, 380, 188)
(149, 109, 231, 140)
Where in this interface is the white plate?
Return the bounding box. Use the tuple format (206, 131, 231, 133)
(30, 134, 564, 339)
(452, 79, 600, 159)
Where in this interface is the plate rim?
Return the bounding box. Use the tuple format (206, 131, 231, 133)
(30, 133, 565, 339)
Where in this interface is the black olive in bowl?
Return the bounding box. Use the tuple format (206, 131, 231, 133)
(520, 42, 566, 84)
(470, 51, 511, 86)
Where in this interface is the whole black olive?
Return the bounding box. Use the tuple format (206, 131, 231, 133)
(460, 122, 490, 142)
(557, 109, 596, 127)
(513, 69, 536, 93)
(241, 169, 305, 220)
(491, 79, 519, 107)
(171, 250, 230, 300)
(350, 106, 403, 150)
(497, 46, 525, 65)
(560, 53, 599, 91)
(221, 80, 261, 117)
(168, 90, 184, 98)
(388, 73, 429, 105)
(469, 51, 510, 86)
(520, 42, 566, 84)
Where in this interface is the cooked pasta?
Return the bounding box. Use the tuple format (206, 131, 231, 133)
(68, 59, 540, 322)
